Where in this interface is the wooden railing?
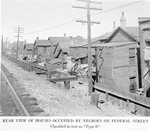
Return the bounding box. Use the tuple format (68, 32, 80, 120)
(95, 82, 150, 108)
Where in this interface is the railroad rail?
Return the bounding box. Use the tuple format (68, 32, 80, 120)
(1, 69, 30, 116)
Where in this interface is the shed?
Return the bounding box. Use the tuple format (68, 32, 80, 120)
(93, 41, 139, 93)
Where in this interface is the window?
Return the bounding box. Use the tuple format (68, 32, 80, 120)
(43, 47, 47, 53)
(129, 48, 136, 65)
(129, 76, 137, 93)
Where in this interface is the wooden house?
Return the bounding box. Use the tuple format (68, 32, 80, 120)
(23, 43, 33, 55)
(32, 35, 85, 63)
(69, 34, 110, 64)
(93, 42, 139, 93)
(138, 17, 150, 97)
(91, 12, 141, 93)
(70, 12, 140, 66)
(32, 38, 58, 62)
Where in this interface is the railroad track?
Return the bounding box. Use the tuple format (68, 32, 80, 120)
(1, 69, 30, 116)
(1, 64, 45, 116)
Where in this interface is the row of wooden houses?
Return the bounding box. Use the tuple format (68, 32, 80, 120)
(69, 12, 150, 97)
(4, 12, 150, 97)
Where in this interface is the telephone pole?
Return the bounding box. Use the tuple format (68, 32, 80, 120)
(14, 26, 24, 59)
(1, 35, 4, 54)
(73, 0, 102, 96)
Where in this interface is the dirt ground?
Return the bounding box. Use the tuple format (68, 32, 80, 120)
(1, 57, 138, 116)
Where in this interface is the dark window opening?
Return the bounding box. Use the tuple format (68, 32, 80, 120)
(129, 48, 136, 65)
(129, 76, 137, 93)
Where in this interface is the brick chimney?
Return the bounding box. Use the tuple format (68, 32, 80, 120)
(120, 12, 126, 28)
(113, 21, 116, 31)
(70, 36, 74, 46)
(64, 33, 66, 38)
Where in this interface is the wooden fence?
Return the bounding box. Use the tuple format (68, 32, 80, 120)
(92, 82, 150, 116)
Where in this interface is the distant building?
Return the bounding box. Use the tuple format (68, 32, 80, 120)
(70, 12, 139, 65)
(11, 40, 26, 55)
(32, 35, 85, 62)
(23, 43, 34, 55)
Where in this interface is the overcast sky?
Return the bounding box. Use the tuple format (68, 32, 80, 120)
(1, 0, 150, 43)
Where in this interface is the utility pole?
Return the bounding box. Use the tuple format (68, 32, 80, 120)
(5, 37, 8, 54)
(1, 35, 4, 54)
(73, 0, 102, 96)
(14, 26, 24, 59)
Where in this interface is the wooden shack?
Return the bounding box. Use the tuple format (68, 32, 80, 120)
(32, 37, 74, 63)
(32, 39, 58, 62)
(93, 42, 139, 93)
(23, 43, 33, 55)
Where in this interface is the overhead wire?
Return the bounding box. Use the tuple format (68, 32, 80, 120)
(23, 0, 142, 35)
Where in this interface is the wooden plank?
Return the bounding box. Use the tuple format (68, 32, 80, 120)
(99, 66, 112, 78)
(95, 83, 150, 108)
(47, 76, 78, 82)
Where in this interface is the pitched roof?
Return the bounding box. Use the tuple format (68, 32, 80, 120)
(24, 43, 34, 50)
(124, 27, 139, 41)
(58, 41, 71, 54)
(34, 40, 57, 47)
(91, 41, 139, 48)
(70, 31, 113, 48)
(106, 26, 139, 43)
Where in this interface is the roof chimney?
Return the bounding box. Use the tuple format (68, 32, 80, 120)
(70, 36, 74, 46)
(36, 37, 39, 40)
(113, 21, 116, 31)
(64, 33, 66, 38)
(48, 37, 50, 40)
(120, 12, 126, 28)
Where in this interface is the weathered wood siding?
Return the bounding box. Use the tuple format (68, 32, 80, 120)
(70, 46, 95, 57)
(109, 29, 135, 42)
(112, 46, 138, 92)
(113, 66, 138, 92)
(96, 47, 113, 80)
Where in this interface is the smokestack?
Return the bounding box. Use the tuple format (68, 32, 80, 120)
(70, 36, 74, 46)
(64, 33, 66, 38)
(113, 21, 116, 31)
(120, 12, 126, 28)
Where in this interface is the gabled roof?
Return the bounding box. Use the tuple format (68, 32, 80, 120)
(34, 40, 57, 47)
(58, 41, 71, 54)
(124, 27, 139, 41)
(106, 26, 139, 43)
(24, 43, 34, 50)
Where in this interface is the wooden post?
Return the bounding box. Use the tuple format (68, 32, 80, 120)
(72, 0, 102, 96)
(95, 47, 99, 82)
(64, 81, 70, 90)
(106, 92, 109, 101)
(126, 99, 130, 110)
(87, 0, 93, 96)
(90, 92, 99, 107)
